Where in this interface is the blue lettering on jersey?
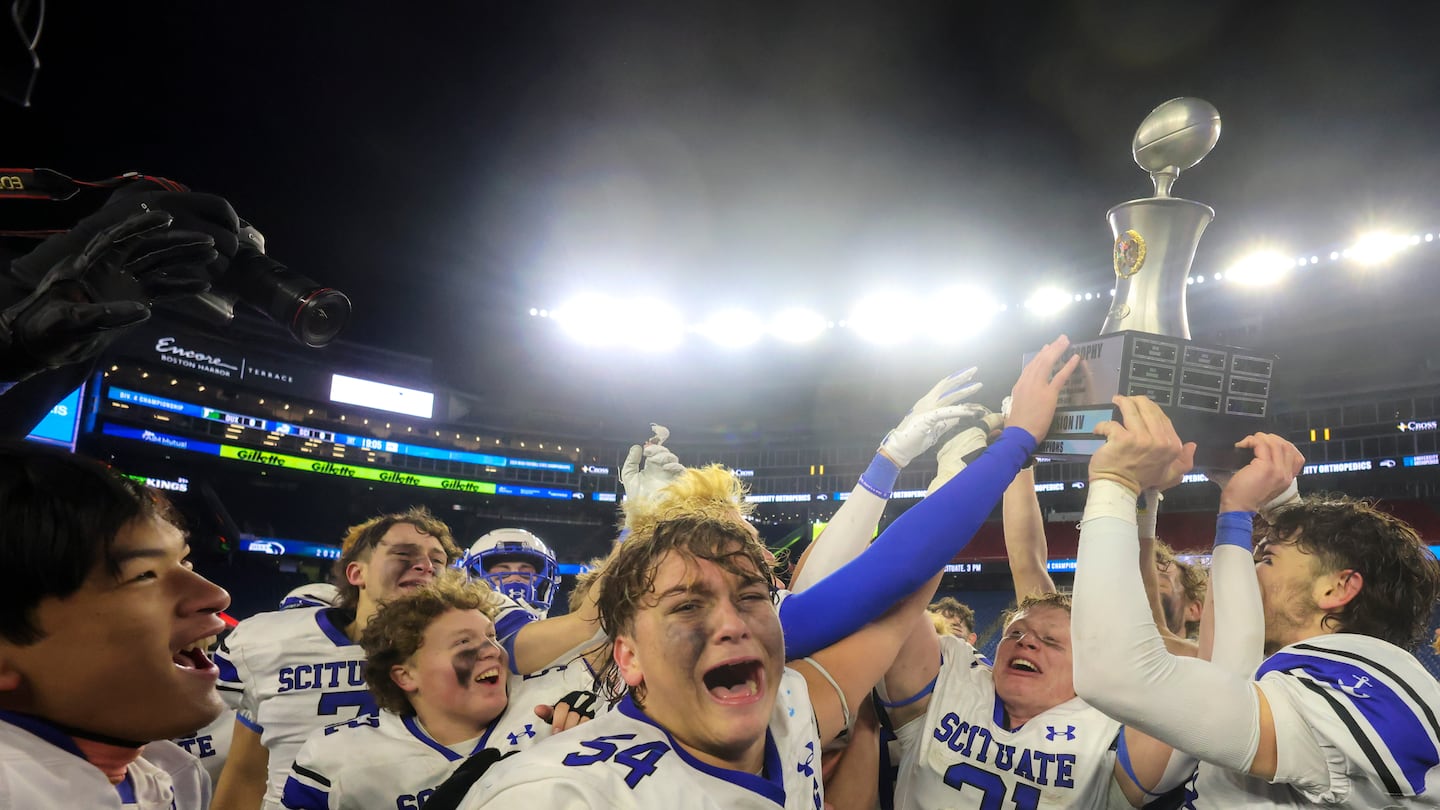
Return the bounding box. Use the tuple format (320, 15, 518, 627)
(396, 788, 434, 808)
(932, 712, 1078, 788)
(277, 661, 367, 693)
(174, 735, 216, 758)
(562, 733, 671, 789)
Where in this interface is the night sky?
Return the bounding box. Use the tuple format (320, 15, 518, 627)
(6, 1, 1440, 436)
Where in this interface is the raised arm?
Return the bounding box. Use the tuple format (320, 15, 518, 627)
(1002, 466, 1056, 599)
(790, 367, 984, 591)
(1071, 397, 1309, 792)
(778, 338, 1079, 660)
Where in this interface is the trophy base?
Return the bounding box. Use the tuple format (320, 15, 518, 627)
(1036, 403, 1256, 470)
(1026, 330, 1276, 472)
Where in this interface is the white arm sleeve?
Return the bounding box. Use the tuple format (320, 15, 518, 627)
(1072, 481, 1262, 774)
(1207, 540, 1266, 676)
(789, 483, 884, 592)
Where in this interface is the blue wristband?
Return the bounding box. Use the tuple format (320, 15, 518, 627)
(1215, 511, 1255, 552)
(857, 453, 901, 499)
(778, 427, 1037, 660)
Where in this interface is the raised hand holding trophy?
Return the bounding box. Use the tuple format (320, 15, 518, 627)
(1031, 98, 1275, 470)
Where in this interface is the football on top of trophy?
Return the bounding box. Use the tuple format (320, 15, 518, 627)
(1132, 97, 1221, 198)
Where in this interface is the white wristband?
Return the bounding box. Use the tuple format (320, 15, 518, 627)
(1082, 479, 1139, 526)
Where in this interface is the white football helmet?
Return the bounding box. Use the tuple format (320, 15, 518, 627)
(461, 528, 560, 615)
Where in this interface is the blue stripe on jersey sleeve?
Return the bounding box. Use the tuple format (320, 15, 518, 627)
(494, 607, 535, 642)
(213, 648, 241, 686)
(281, 775, 330, 810)
(1260, 651, 1438, 794)
(235, 713, 264, 734)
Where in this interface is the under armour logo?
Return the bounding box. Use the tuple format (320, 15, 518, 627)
(507, 724, 537, 745)
(1337, 675, 1373, 699)
(1045, 725, 1077, 741)
(796, 741, 816, 778)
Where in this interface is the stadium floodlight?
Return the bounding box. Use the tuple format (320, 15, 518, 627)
(1225, 251, 1292, 286)
(1024, 287, 1071, 316)
(627, 298, 685, 352)
(1347, 231, 1407, 266)
(848, 291, 922, 345)
(551, 293, 626, 346)
(697, 308, 763, 348)
(925, 285, 997, 343)
(769, 307, 828, 344)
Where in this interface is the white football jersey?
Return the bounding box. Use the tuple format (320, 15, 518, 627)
(1189, 633, 1440, 807)
(892, 635, 1122, 810)
(460, 667, 825, 810)
(214, 606, 373, 810)
(282, 656, 599, 808)
(172, 707, 234, 787)
(0, 711, 210, 809)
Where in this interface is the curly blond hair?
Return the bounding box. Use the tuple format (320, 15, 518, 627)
(359, 571, 502, 714)
(597, 465, 772, 706)
(621, 463, 755, 536)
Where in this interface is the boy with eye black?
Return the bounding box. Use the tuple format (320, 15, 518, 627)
(281, 572, 597, 809)
(212, 507, 464, 810)
(0, 441, 231, 809)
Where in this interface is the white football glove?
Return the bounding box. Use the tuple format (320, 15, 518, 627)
(879, 368, 987, 469)
(927, 409, 1006, 494)
(620, 429, 685, 502)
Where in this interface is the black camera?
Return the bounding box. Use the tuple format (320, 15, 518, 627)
(199, 223, 352, 348)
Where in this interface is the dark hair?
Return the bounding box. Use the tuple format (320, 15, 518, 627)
(0, 441, 177, 644)
(1264, 493, 1440, 648)
(930, 596, 976, 633)
(331, 506, 460, 609)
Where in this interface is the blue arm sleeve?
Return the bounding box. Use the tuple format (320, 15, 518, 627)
(778, 426, 1036, 659)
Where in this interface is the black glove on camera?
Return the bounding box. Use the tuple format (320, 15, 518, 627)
(0, 209, 217, 382)
(10, 184, 240, 300)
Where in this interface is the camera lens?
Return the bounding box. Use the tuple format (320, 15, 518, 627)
(287, 287, 351, 347)
(223, 246, 352, 347)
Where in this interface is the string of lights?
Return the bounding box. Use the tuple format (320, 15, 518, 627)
(526, 228, 1439, 349)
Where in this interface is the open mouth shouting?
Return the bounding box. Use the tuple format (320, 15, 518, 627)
(171, 632, 220, 677)
(702, 658, 765, 705)
(474, 666, 502, 687)
(1007, 656, 1042, 676)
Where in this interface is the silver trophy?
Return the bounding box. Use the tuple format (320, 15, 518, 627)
(1033, 98, 1275, 470)
(1102, 98, 1220, 338)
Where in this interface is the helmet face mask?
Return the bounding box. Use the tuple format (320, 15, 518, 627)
(462, 529, 559, 614)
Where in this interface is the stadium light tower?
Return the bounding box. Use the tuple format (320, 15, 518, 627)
(1224, 250, 1293, 286)
(1024, 286, 1071, 316)
(697, 308, 764, 348)
(769, 307, 828, 344)
(1347, 231, 1408, 266)
(925, 285, 997, 343)
(848, 291, 921, 344)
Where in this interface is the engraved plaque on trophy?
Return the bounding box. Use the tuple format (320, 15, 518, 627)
(1029, 98, 1276, 470)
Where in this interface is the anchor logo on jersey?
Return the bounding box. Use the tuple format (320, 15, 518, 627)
(507, 724, 537, 745)
(1045, 725, 1077, 741)
(1337, 674, 1373, 699)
